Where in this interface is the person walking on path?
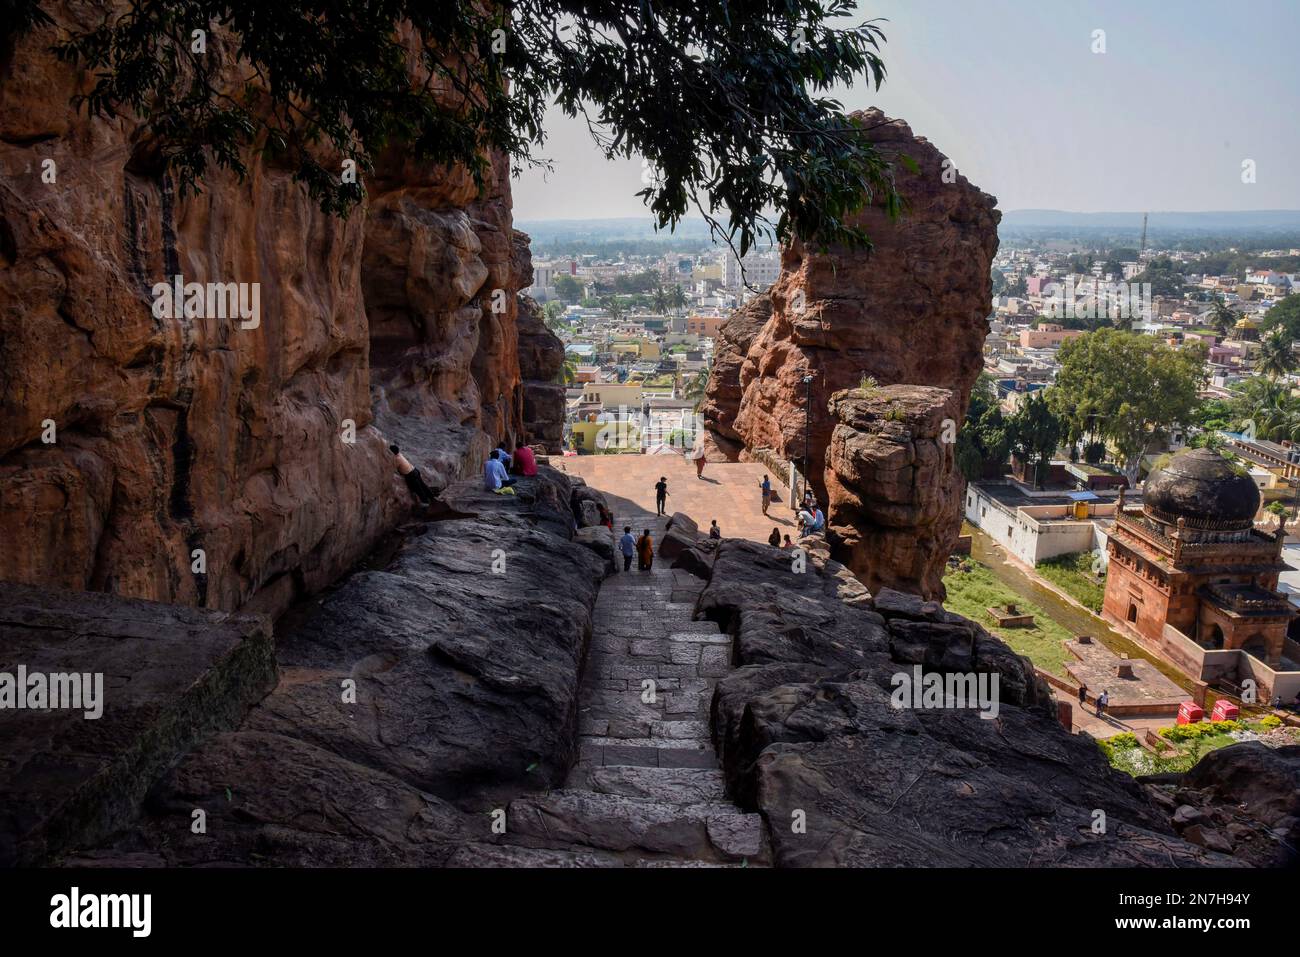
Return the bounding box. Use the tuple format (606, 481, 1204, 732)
(760, 475, 772, 516)
(636, 529, 655, 571)
(768, 527, 781, 548)
(709, 520, 721, 540)
(690, 433, 706, 479)
(1077, 684, 1087, 706)
(619, 526, 636, 573)
(1095, 689, 1109, 719)
(391, 445, 435, 505)
(654, 476, 669, 516)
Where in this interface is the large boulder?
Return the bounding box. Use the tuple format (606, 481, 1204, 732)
(702, 109, 999, 500)
(699, 540, 1233, 867)
(823, 385, 963, 600)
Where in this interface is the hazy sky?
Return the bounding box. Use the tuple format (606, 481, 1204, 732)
(512, 0, 1300, 221)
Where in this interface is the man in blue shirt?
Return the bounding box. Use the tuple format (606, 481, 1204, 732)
(483, 450, 516, 492)
(618, 525, 636, 572)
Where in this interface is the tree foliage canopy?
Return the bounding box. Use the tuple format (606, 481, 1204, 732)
(9, 0, 899, 253)
(1048, 329, 1206, 483)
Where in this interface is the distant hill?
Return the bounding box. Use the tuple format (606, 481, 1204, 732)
(1001, 209, 1300, 232)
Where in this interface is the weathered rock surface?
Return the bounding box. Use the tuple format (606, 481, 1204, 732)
(702, 109, 999, 500)
(68, 467, 605, 864)
(824, 385, 963, 600)
(513, 238, 565, 453)
(699, 540, 1233, 867)
(1143, 742, 1300, 867)
(0, 5, 539, 617)
(0, 583, 275, 866)
(699, 293, 771, 461)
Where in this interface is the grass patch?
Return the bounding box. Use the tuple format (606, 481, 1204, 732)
(1036, 552, 1106, 613)
(942, 560, 1075, 676)
(1098, 717, 1296, 777)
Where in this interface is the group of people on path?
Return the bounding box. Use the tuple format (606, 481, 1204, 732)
(390, 439, 540, 507)
(618, 526, 656, 572)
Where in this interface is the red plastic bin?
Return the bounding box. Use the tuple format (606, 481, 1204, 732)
(1211, 699, 1239, 722)
(1176, 701, 1205, 725)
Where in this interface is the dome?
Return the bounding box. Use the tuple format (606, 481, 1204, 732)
(1142, 448, 1260, 526)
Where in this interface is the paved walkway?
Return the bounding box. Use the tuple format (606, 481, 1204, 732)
(507, 505, 771, 865)
(561, 452, 799, 545)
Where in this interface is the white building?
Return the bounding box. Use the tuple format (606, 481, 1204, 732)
(721, 249, 781, 291)
(965, 483, 1115, 567)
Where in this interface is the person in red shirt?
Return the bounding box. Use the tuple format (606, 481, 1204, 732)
(513, 441, 538, 476)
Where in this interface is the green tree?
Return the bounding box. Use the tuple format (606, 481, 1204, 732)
(1262, 295, 1300, 343)
(1133, 258, 1185, 298)
(1006, 392, 1064, 490)
(554, 274, 582, 304)
(23, 0, 901, 253)
(956, 373, 1010, 480)
(1049, 330, 1206, 485)
(668, 285, 688, 313)
(651, 285, 670, 315)
(1208, 295, 1236, 337)
(1256, 329, 1298, 381)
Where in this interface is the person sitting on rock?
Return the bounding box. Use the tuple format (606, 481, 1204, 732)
(636, 529, 655, 571)
(513, 441, 538, 477)
(390, 444, 434, 506)
(797, 508, 814, 535)
(495, 443, 513, 471)
(781, 534, 794, 549)
(801, 506, 825, 537)
(768, 527, 781, 548)
(483, 449, 516, 493)
(709, 519, 721, 540)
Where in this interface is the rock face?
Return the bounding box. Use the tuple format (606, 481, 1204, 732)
(702, 109, 999, 500)
(823, 385, 963, 600)
(0, 5, 540, 617)
(67, 467, 607, 865)
(1144, 742, 1300, 867)
(0, 583, 275, 866)
(697, 540, 1232, 867)
(514, 267, 566, 453)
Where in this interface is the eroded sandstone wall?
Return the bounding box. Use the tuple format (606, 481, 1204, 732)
(823, 385, 962, 600)
(702, 109, 999, 503)
(0, 6, 532, 614)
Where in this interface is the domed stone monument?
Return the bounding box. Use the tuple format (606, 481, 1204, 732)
(1103, 448, 1295, 685)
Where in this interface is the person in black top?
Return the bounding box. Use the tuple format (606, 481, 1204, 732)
(654, 477, 668, 516)
(768, 527, 781, 548)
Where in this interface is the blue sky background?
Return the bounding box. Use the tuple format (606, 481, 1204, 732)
(513, 0, 1300, 220)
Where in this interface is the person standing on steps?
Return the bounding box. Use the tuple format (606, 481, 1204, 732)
(636, 528, 655, 571)
(619, 526, 636, 572)
(391, 445, 434, 506)
(709, 520, 721, 540)
(654, 476, 669, 516)
(768, 527, 781, 548)
(760, 474, 772, 515)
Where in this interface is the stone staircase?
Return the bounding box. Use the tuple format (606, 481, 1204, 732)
(505, 512, 771, 866)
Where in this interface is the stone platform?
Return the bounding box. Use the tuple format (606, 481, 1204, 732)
(1065, 638, 1190, 716)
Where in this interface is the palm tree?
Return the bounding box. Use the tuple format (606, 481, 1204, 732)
(652, 285, 670, 315)
(1256, 329, 1297, 381)
(1208, 295, 1236, 337)
(668, 284, 687, 314)
(601, 295, 625, 325)
(681, 368, 711, 410)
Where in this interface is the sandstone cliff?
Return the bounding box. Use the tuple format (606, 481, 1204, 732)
(702, 109, 999, 503)
(0, 5, 536, 616)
